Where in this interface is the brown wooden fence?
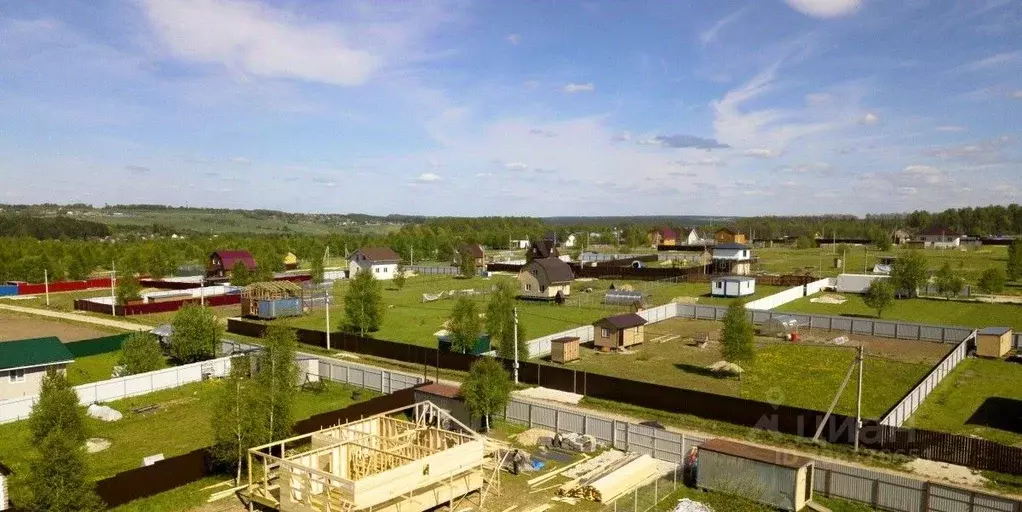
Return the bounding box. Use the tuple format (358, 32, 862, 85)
(228, 318, 1022, 476)
(92, 385, 419, 508)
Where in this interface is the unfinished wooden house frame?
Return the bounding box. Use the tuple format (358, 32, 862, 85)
(246, 401, 505, 512)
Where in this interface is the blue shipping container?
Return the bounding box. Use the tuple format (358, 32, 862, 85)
(257, 298, 302, 319)
(0, 285, 17, 297)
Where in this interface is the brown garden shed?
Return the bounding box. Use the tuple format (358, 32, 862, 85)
(593, 313, 647, 350)
(976, 327, 1013, 358)
(550, 336, 580, 363)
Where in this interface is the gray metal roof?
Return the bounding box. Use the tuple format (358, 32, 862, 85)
(711, 276, 755, 283)
(979, 327, 1011, 336)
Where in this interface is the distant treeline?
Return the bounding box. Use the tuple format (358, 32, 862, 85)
(0, 214, 110, 240)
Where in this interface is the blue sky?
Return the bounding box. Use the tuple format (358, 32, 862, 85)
(1, 0, 1020, 216)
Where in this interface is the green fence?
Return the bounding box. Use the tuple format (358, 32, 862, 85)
(66, 333, 130, 358)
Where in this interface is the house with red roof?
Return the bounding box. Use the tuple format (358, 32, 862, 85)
(207, 250, 257, 278)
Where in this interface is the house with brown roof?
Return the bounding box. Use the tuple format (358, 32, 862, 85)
(517, 257, 573, 300)
(348, 247, 401, 280)
(715, 228, 748, 245)
(454, 243, 486, 269)
(648, 227, 679, 247)
(526, 240, 559, 261)
(207, 250, 257, 278)
(594, 313, 647, 350)
(918, 227, 963, 249)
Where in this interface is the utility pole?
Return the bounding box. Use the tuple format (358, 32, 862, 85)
(110, 261, 116, 316)
(44, 269, 50, 306)
(513, 307, 520, 385)
(325, 246, 331, 351)
(855, 344, 864, 451)
(200, 275, 205, 306)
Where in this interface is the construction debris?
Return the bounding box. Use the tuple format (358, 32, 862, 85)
(526, 454, 590, 487)
(207, 484, 245, 503)
(671, 498, 715, 512)
(560, 454, 658, 503)
(87, 404, 123, 422)
(552, 432, 597, 453)
(562, 450, 627, 479)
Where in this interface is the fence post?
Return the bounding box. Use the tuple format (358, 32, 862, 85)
(611, 420, 617, 448)
(345, 365, 350, 384)
(528, 403, 533, 428)
(555, 409, 560, 433)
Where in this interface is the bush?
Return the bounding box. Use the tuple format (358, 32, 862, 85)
(119, 332, 166, 375)
(978, 268, 1006, 294)
(170, 304, 224, 363)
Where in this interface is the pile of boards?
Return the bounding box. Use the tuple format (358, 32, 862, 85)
(526, 450, 659, 504)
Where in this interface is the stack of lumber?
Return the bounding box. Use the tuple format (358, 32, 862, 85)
(559, 454, 658, 503)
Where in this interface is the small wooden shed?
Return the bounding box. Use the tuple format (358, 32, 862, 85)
(977, 327, 1013, 358)
(697, 439, 814, 511)
(593, 313, 647, 350)
(551, 336, 580, 363)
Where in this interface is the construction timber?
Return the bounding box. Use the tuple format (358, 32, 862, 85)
(246, 401, 506, 512)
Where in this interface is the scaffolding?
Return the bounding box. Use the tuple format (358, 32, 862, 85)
(246, 401, 508, 512)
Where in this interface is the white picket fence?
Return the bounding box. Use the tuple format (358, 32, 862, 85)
(878, 331, 975, 427)
(0, 356, 234, 424)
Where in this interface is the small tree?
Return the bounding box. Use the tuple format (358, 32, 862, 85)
(890, 250, 928, 298)
(1008, 239, 1022, 281)
(26, 371, 101, 511)
(344, 270, 384, 335)
(448, 297, 482, 353)
(29, 371, 87, 445)
(309, 253, 325, 284)
(170, 304, 224, 363)
(119, 332, 166, 375)
(393, 265, 407, 290)
(487, 278, 526, 359)
(211, 356, 266, 484)
(458, 248, 476, 278)
(795, 236, 815, 250)
(720, 300, 755, 366)
(934, 262, 965, 300)
(863, 278, 895, 318)
(462, 358, 513, 431)
(255, 326, 299, 443)
(870, 229, 893, 251)
(115, 271, 142, 306)
(231, 261, 253, 286)
(978, 267, 1007, 294)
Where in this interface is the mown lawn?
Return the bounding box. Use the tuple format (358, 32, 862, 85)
(267, 274, 786, 347)
(541, 317, 942, 418)
(906, 358, 1022, 446)
(0, 379, 378, 506)
(0, 288, 114, 312)
(777, 293, 1022, 331)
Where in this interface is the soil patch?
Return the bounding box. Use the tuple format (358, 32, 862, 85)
(0, 312, 115, 342)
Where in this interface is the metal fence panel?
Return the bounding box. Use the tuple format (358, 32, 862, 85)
(874, 322, 897, 338)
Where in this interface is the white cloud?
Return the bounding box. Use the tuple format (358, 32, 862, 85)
(699, 7, 748, 45)
(859, 112, 880, 125)
(961, 51, 1022, 72)
(229, 156, 251, 165)
(563, 82, 595, 93)
(742, 148, 780, 158)
(783, 0, 862, 18)
(415, 172, 442, 182)
(901, 165, 945, 184)
(506, 34, 521, 45)
(672, 157, 725, 167)
(141, 0, 431, 86)
(503, 162, 529, 171)
(935, 125, 965, 132)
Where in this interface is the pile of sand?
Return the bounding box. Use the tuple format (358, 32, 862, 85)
(906, 458, 988, 487)
(87, 438, 111, 453)
(671, 296, 699, 304)
(811, 294, 847, 305)
(512, 428, 555, 447)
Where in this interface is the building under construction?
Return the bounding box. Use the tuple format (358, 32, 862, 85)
(246, 401, 505, 512)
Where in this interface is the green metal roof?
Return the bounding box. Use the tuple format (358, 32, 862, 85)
(0, 336, 74, 371)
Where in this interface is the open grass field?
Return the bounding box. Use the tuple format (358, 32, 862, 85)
(754, 245, 1013, 284)
(906, 358, 1022, 446)
(777, 293, 1022, 331)
(0, 379, 378, 505)
(2, 288, 115, 313)
(66, 350, 123, 385)
(539, 318, 949, 418)
(0, 310, 120, 341)
(267, 274, 784, 347)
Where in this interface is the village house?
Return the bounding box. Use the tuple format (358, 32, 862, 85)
(282, 251, 299, 270)
(711, 243, 753, 275)
(710, 276, 757, 297)
(454, 243, 487, 270)
(918, 227, 963, 249)
(0, 337, 74, 400)
(526, 239, 559, 261)
(206, 249, 257, 279)
(679, 227, 702, 245)
(593, 313, 648, 350)
(714, 228, 748, 245)
(517, 257, 573, 300)
(647, 227, 678, 247)
(348, 247, 401, 281)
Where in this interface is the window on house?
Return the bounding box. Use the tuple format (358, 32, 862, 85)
(715, 282, 723, 289)
(374, 267, 379, 273)
(9, 369, 25, 383)
(383, 267, 388, 273)
(601, 328, 610, 337)
(540, 285, 547, 293)
(525, 284, 532, 291)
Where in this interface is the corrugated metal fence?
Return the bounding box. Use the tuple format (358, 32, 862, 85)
(879, 332, 974, 427)
(505, 397, 1022, 512)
